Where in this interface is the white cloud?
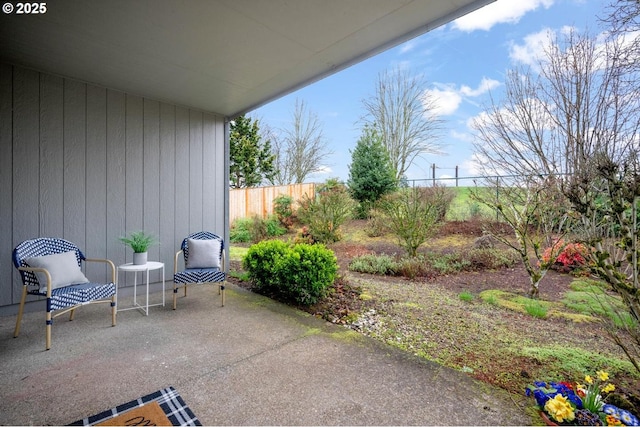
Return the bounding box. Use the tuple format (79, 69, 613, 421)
(425, 86, 462, 116)
(452, 0, 554, 32)
(460, 77, 500, 97)
(462, 154, 485, 177)
(468, 97, 555, 133)
(509, 28, 554, 67)
(426, 78, 501, 116)
(451, 129, 475, 143)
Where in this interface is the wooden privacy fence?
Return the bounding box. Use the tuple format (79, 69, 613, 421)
(229, 183, 316, 224)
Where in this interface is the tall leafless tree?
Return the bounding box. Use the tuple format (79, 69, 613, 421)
(270, 99, 332, 185)
(603, 0, 640, 75)
(472, 25, 640, 372)
(472, 29, 639, 180)
(361, 67, 444, 181)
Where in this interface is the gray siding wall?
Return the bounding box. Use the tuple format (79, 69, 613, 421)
(0, 63, 229, 308)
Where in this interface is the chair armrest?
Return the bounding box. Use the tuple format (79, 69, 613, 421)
(18, 266, 53, 296)
(84, 258, 116, 284)
(174, 250, 183, 275)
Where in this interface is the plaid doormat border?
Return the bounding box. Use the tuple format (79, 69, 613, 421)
(68, 386, 202, 426)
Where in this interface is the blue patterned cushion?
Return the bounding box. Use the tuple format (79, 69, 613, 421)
(174, 268, 225, 285)
(49, 282, 116, 311)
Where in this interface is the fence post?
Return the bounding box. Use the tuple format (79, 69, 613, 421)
(455, 165, 459, 187)
(432, 163, 436, 186)
(495, 177, 500, 222)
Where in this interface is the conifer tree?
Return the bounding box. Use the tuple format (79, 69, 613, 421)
(230, 115, 275, 188)
(347, 126, 397, 217)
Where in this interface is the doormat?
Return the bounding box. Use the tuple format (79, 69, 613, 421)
(68, 386, 201, 426)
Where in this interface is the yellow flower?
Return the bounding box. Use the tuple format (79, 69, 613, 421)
(585, 375, 594, 385)
(607, 414, 622, 426)
(597, 371, 610, 382)
(602, 383, 616, 393)
(545, 394, 575, 423)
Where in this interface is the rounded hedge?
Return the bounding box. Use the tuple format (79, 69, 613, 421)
(242, 239, 337, 305)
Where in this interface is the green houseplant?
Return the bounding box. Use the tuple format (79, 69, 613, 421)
(119, 231, 157, 265)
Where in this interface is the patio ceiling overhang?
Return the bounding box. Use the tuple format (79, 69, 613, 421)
(0, 0, 492, 118)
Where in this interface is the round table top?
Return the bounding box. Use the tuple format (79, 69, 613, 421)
(118, 261, 164, 271)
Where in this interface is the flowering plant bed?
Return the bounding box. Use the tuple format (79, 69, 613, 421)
(527, 371, 639, 425)
(541, 239, 590, 273)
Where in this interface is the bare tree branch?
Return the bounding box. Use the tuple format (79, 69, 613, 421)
(270, 99, 332, 185)
(362, 67, 444, 181)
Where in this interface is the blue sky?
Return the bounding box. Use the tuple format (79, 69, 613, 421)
(250, 0, 606, 185)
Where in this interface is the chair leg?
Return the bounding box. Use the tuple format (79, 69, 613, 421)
(173, 283, 178, 310)
(13, 286, 27, 338)
(111, 295, 117, 326)
(46, 300, 52, 351)
(69, 308, 76, 321)
(220, 284, 225, 307)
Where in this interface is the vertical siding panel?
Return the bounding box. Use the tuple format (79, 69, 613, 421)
(0, 64, 14, 306)
(222, 119, 230, 247)
(214, 118, 226, 234)
(124, 95, 143, 271)
(159, 103, 176, 270)
(39, 74, 64, 238)
(106, 90, 126, 269)
(189, 110, 203, 231)
(1, 63, 229, 306)
(143, 99, 160, 282)
(174, 107, 190, 245)
(86, 86, 108, 279)
(202, 114, 216, 231)
(63, 80, 87, 249)
(12, 67, 39, 304)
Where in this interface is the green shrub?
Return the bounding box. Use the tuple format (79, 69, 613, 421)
(243, 239, 337, 305)
(249, 215, 268, 243)
(230, 218, 252, 243)
(274, 195, 295, 229)
(348, 254, 396, 275)
(364, 209, 388, 237)
(297, 178, 356, 243)
(230, 216, 286, 243)
(394, 256, 433, 279)
(348, 248, 518, 280)
(421, 184, 456, 222)
(242, 239, 289, 292)
(464, 248, 519, 270)
(376, 187, 443, 257)
(277, 243, 338, 305)
(265, 215, 286, 237)
(426, 252, 470, 275)
(459, 291, 474, 302)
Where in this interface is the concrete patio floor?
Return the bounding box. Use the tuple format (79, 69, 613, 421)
(0, 283, 530, 425)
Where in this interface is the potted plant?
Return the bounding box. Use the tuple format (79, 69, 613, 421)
(119, 231, 158, 265)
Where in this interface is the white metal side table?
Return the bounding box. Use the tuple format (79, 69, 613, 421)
(116, 261, 165, 316)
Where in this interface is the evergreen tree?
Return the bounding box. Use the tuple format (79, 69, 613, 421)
(230, 115, 275, 188)
(347, 126, 397, 217)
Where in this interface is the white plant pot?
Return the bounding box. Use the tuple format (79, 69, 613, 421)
(133, 252, 148, 265)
